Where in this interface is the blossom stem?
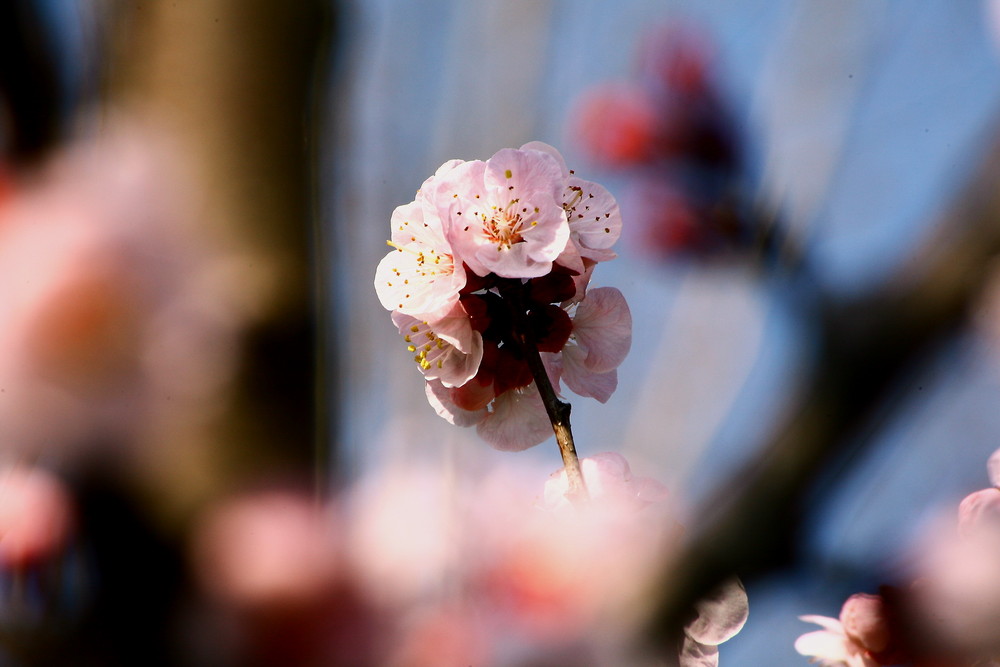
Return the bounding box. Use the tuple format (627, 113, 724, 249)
(501, 281, 589, 503)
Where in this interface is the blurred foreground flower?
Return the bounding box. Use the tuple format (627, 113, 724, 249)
(0, 123, 251, 475)
(0, 464, 74, 569)
(796, 593, 904, 667)
(187, 453, 746, 666)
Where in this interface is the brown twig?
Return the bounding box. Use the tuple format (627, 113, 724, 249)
(501, 280, 589, 503)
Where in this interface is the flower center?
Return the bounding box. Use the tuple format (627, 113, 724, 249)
(482, 200, 537, 251)
(404, 322, 448, 370)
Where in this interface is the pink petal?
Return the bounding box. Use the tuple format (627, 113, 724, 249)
(518, 141, 570, 178)
(958, 488, 1000, 536)
(561, 343, 618, 403)
(839, 593, 890, 654)
(572, 287, 632, 373)
(484, 147, 564, 204)
(476, 383, 552, 452)
(554, 237, 585, 275)
(684, 578, 749, 645)
(424, 379, 486, 427)
(989, 447, 1000, 487)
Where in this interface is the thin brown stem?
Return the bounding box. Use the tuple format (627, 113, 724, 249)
(500, 281, 589, 503)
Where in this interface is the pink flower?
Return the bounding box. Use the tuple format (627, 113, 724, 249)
(391, 304, 483, 388)
(435, 147, 570, 279)
(988, 446, 1000, 488)
(570, 82, 662, 167)
(795, 593, 899, 667)
(191, 490, 343, 612)
(374, 160, 468, 318)
(542, 451, 668, 514)
(0, 465, 75, 568)
(520, 141, 623, 263)
(958, 487, 1000, 537)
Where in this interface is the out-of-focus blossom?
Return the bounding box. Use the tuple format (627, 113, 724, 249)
(684, 578, 749, 660)
(795, 593, 900, 667)
(623, 178, 704, 256)
(0, 125, 247, 470)
(567, 21, 747, 260)
(0, 464, 74, 568)
(958, 487, 1000, 536)
(542, 451, 668, 514)
(988, 446, 1000, 487)
(573, 83, 661, 168)
(184, 454, 746, 666)
(902, 496, 1000, 663)
(191, 490, 342, 612)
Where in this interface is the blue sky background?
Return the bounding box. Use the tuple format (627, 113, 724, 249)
(330, 1, 1000, 663)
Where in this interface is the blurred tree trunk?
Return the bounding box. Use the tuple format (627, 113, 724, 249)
(107, 0, 333, 517)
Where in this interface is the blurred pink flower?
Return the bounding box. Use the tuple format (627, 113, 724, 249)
(0, 464, 75, 568)
(571, 82, 662, 168)
(958, 487, 1000, 537)
(542, 451, 668, 514)
(0, 125, 245, 468)
(796, 593, 902, 667)
(191, 490, 343, 612)
(988, 446, 1000, 488)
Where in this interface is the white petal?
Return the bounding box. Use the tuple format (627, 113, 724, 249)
(424, 380, 485, 427)
(684, 578, 749, 645)
(794, 630, 851, 664)
(678, 638, 719, 667)
(799, 615, 846, 633)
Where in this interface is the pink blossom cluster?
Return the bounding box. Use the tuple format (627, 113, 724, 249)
(191, 452, 747, 666)
(374, 142, 630, 451)
(796, 447, 1000, 666)
(568, 22, 744, 258)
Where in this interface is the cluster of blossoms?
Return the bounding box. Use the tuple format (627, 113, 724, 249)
(796, 447, 1000, 666)
(192, 452, 746, 666)
(375, 142, 630, 451)
(569, 22, 746, 257)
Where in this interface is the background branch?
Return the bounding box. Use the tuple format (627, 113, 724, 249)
(644, 123, 1000, 647)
